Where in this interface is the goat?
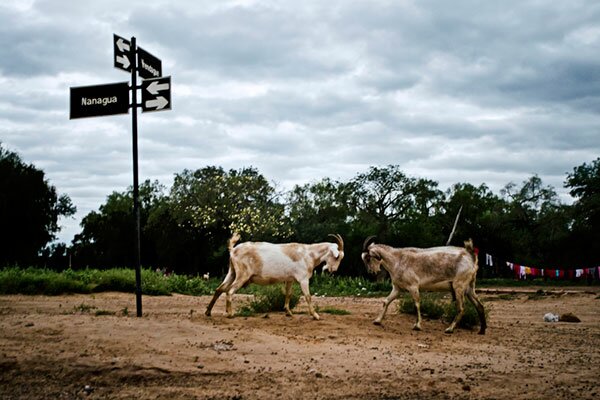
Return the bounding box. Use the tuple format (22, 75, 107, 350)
(205, 233, 344, 320)
(361, 236, 486, 334)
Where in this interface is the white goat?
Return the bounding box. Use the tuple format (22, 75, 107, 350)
(205, 233, 344, 320)
(361, 236, 486, 334)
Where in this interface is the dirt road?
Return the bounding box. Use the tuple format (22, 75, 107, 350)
(1, 288, 599, 399)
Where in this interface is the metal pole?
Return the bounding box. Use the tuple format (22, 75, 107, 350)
(131, 36, 143, 317)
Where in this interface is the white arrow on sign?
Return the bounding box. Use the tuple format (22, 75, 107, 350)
(146, 80, 170, 95)
(145, 96, 169, 110)
(116, 55, 130, 70)
(116, 37, 130, 53)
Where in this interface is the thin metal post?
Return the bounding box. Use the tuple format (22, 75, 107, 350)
(131, 36, 142, 317)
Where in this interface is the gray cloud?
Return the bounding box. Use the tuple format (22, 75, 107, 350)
(1, 0, 599, 244)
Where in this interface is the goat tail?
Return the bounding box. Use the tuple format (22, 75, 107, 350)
(228, 232, 241, 252)
(464, 238, 478, 265)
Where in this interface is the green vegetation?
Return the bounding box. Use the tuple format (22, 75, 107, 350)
(3, 142, 600, 280)
(398, 292, 486, 330)
(236, 285, 300, 316)
(0, 267, 217, 296)
(0, 267, 90, 295)
(1, 267, 597, 298)
(310, 274, 390, 297)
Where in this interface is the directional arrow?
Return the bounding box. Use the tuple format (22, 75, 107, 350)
(114, 34, 132, 73)
(146, 80, 170, 95)
(116, 54, 130, 70)
(141, 76, 171, 113)
(116, 37, 130, 53)
(145, 96, 169, 110)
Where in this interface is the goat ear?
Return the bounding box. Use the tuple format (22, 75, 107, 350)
(369, 248, 382, 261)
(332, 247, 340, 259)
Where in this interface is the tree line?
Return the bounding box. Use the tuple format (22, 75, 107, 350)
(1, 142, 599, 277)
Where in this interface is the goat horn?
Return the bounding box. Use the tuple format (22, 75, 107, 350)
(328, 234, 344, 252)
(363, 235, 377, 251)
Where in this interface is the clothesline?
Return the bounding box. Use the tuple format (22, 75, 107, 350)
(481, 251, 600, 280)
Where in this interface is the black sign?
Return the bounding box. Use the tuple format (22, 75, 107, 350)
(114, 34, 132, 73)
(141, 76, 171, 112)
(70, 82, 130, 119)
(138, 47, 162, 79)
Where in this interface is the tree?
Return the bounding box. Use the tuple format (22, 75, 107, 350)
(564, 158, 600, 264)
(287, 178, 352, 242)
(170, 166, 290, 240)
(500, 175, 565, 264)
(349, 165, 444, 246)
(168, 166, 290, 275)
(0, 143, 76, 266)
(71, 180, 165, 268)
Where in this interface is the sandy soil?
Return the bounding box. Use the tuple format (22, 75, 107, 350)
(1, 287, 599, 399)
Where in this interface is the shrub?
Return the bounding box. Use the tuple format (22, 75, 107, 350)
(0, 267, 90, 295)
(167, 273, 216, 296)
(88, 268, 136, 293)
(399, 293, 446, 320)
(237, 284, 300, 316)
(398, 292, 486, 330)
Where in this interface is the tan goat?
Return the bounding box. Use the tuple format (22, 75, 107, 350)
(361, 237, 486, 334)
(205, 233, 344, 320)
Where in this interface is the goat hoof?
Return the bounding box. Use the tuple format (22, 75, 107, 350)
(412, 325, 422, 331)
(373, 320, 382, 326)
(478, 329, 486, 335)
(205, 311, 211, 317)
(444, 328, 454, 334)
(312, 314, 321, 321)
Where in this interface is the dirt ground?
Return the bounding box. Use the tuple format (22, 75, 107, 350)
(1, 287, 599, 400)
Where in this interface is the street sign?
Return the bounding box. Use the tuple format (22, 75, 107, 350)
(137, 47, 162, 79)
(114, 34, 132, 73)
(70, 81, 130, 119)
(141, 76, 171, 112)
(71, 34, 172, 317)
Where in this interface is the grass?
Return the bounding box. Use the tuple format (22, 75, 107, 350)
(0, 267, 219, 296)
(398, 292, 486, 330)
(236, 285, 301, 316)
(0, 266, 597, 299)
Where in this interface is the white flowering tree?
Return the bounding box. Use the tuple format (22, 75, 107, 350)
(170, 166, 291, 241)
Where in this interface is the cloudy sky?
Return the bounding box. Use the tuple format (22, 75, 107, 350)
(1, 0, 599, 244)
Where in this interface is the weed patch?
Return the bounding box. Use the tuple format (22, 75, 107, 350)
(398, 292, 486, 329)
(236, 285, 300, 316)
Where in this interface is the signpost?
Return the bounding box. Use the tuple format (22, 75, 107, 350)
(70, 35, 172, 317)
(70, 82, 129, 119)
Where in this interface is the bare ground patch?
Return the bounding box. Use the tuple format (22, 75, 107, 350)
(1, 289, 599, 399)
